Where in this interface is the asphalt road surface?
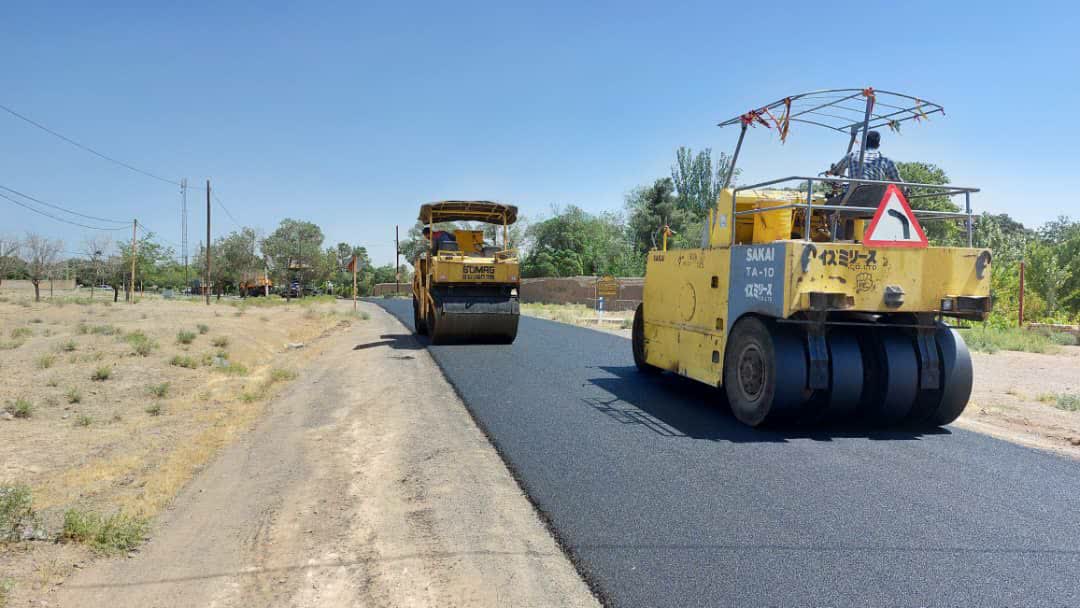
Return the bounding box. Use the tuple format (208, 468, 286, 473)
(376, 299, 1080, 608)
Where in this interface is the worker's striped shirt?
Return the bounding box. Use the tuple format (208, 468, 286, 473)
(834, 150, 901, 183)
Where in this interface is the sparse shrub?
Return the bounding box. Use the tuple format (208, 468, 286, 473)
(59, 339, 77, 352)
(211, 336, 229, 348)
(36, 354, 57, 369)
(1, 577, 13, 605)
(61, 509, 148, 553)
(0, 484, 35, 541)
(124, 331, 158, 356)
(1048, 332, 1079, 347)
(240, 391, 260, 403)
(91, 366, 112, 381)
(269, 368, 298, 383)
(0, 339, 24, 350)
(360, 311, 371, 320)
(90, 324, 119, 336)
(170, 355, 197, 369)
(5, 399, 32, 418)
(960, 326, 1057, 354)
(77, 323, 90, 335)
(74, 414, 93, 427)
(214, 363, 249, 376)
(45, 377, 60, 387)
(197, 324, 210, 334)
(176, 330, 197, 345)
(144, 403, 162, 416)
(148, 382, 170, 398)
(9, 327, 31, 339)
(65, 388, 82, 404)
(30, 318, 42, 324)
(1055, 394, 1080, 412)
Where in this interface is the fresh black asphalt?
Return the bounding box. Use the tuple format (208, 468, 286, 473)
(374, 299, 1080, 607)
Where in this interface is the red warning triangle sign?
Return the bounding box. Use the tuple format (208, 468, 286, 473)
(862, 184, 928, 248)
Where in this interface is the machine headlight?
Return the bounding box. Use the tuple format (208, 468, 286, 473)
(941, 298, 954, 311)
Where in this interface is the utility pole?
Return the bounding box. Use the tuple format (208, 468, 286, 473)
(181, 178, 189, 288)
(1018, 261, 1026, 328)
(205, 179, 211, 305)
(130, 219, 138, 303)
(395, 225, 400, 295)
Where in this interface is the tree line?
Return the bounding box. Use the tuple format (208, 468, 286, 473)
(0, 219, 412, 301)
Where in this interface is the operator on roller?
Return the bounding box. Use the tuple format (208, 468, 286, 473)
(829, 130, 902, 184)
(826, 130, 903, 238)
(423, 226, 456, 252)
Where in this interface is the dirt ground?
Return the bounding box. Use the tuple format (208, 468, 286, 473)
(958, 346, 1080, 458)
(0, 292, 353, 605)
(3, 298, 597, 607)
(522, 303, 1080, 459)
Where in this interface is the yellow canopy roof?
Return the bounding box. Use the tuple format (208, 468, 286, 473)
(418, 200, 518, 225)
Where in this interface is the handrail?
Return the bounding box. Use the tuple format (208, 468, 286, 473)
(728, 176, 977, 246)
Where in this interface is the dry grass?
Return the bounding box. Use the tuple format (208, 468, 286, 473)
(0, 293, 344, 519)
(0, 293, 347, 597)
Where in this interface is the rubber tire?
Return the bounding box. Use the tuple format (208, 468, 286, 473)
(723, 316, 808, 427)
(413, 297, 428, 336)
(632, 304, 660, 374)
(926, 325, 973, 426)
(807, 328, 864, 423)
(860, 329, 919, 425)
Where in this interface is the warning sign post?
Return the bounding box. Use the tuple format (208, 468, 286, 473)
(862, 184, 929, 248)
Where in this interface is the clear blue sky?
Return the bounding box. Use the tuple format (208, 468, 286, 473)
(2, 0, 1077, 265)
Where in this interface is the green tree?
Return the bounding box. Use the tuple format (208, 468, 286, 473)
(260, 219, 325, 298)
(625, 178, 699, 254)
(521, 206, 635, 277)
(671, 147, 738, 217)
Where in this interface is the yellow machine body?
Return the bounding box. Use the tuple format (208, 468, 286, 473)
(412, 201, 521, 344)
(635, 187, 991, 427)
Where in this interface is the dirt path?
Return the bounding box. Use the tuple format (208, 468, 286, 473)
(54, 302, 597, 608)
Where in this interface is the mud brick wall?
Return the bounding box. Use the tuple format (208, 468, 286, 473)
(520, 276, 643, 311)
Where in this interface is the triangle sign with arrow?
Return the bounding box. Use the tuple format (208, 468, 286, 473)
(862, 184, 929, 248)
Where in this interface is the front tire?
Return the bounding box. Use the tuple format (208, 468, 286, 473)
(632, 304, 659, 374)
(413, 297, 428, 336)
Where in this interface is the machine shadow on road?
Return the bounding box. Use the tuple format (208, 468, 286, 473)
(353, 333, 425, 351)
(585, 366, 950, 444)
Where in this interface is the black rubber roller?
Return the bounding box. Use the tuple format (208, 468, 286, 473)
(858, 328, 919, 425)
(724, 317, 809, 426)
(907, 324, 974, 426)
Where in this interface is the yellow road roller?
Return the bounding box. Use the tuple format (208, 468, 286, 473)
(633, 88, 992, 427)
(412, 200, 520, 344)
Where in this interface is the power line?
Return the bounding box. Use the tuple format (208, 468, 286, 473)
(213, 194, 242, 228)
(0, 191, 130, 231)
(0, 102, 182, 187)
(0, 184, 128, 226)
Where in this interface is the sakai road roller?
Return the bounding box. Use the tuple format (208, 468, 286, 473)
(633, 88, 992, 427)
(412, 200, 521, 344)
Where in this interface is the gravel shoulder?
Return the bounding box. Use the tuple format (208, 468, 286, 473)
(53, 301, 597, 608)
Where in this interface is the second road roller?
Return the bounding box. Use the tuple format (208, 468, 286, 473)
(412, 200, 520, 344)
(634, 88, 992, 427)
